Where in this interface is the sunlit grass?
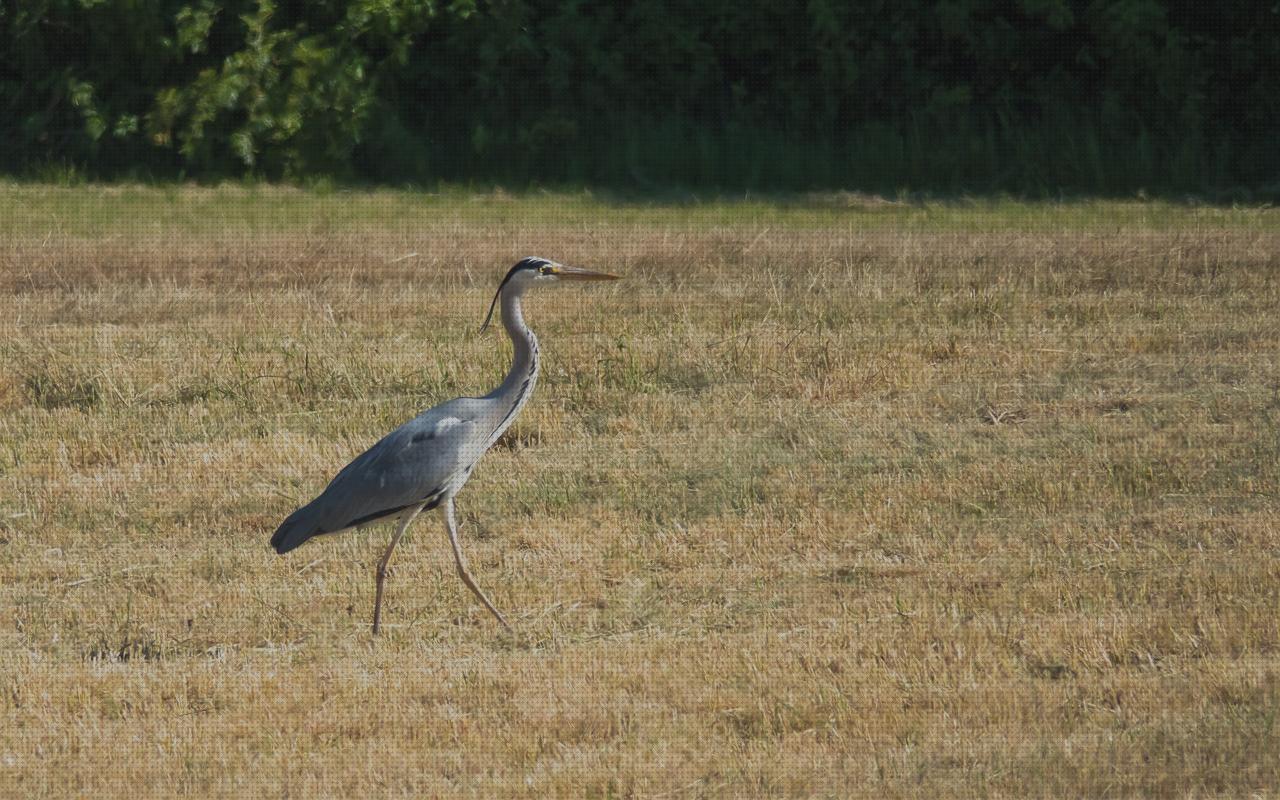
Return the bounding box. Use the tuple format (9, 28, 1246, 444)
(0, 185, 1277, 797)
(2, 180, 1277, 238)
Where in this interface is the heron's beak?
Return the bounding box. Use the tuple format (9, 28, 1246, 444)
(554, 265, 622, 281)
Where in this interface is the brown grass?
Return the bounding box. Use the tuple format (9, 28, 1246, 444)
(1, 186, 1278, 797)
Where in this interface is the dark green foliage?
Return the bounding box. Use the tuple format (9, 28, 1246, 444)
(2, 0, 456, 179)
(2, 0, 1277, 193)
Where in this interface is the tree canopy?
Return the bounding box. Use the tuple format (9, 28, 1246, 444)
(3, 0, 1277, 194)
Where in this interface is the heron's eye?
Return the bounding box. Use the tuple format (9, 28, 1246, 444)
(539, 265, 552, 275)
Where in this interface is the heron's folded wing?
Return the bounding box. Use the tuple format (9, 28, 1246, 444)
(310, 415, 478, 532)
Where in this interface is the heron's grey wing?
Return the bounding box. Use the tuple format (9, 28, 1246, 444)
(332, 415, 477, 519)
(271, 412, 478, 553)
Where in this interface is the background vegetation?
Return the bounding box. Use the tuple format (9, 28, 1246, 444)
(4, 0, 1278, 194)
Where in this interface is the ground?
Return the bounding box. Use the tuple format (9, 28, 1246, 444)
(1, 184, 1278, 797)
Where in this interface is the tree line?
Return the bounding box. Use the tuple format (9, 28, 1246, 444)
(3, 0, 1277, 195)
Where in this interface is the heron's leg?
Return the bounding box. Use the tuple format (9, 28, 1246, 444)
(372, 505, 423, 635)
(444, 498, 513, 631)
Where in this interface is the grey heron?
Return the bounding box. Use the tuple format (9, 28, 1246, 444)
(270, 257, 620, 634)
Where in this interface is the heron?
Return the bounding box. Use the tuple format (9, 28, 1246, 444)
(270, 257, 620, 634)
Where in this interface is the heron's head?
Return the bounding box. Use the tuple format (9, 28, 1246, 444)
(480, 257, 620, 331)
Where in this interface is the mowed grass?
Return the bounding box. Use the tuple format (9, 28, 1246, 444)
(1, 183, 1278, 797)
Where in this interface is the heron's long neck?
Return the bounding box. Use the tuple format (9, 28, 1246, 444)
(487, 289, 540, 428)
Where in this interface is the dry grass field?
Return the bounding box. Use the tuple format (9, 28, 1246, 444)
(1, 184, 1278, 797)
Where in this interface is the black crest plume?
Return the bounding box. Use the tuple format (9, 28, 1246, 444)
(480, 257, 548, 332)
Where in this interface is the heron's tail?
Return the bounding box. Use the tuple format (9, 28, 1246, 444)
(270, 502, 323, 555)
